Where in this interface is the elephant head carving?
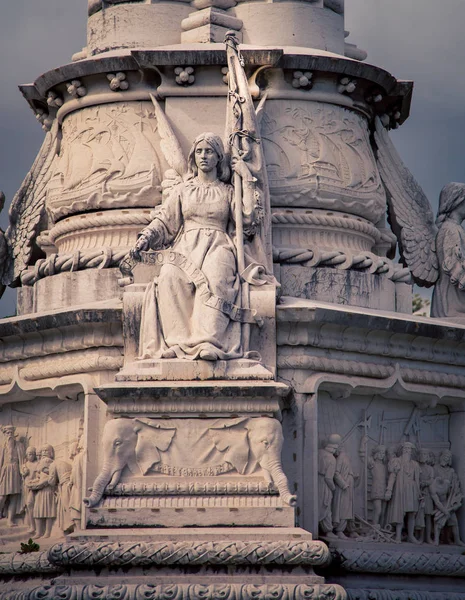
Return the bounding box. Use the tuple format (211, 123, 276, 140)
(83, 417, 175, 507)
(208, 417, 297, 507)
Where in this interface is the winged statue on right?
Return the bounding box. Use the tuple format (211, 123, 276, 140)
(374, 117, 465, 320)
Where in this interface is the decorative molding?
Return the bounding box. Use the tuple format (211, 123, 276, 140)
(108, 398, 280, 415)
(109, 479, 278, 496)
(49, 210, 152, 247)
(346, 591, 465, 600)
(99, 494, 282, 508)
(0, 583, 347, 600)
(335, 548, 465, 577)
(18, 348, 123, 381)
(0, 551, 57, 575)
(49, 540, 331, 567)
(277, 353, 394, 380)
(273, 247, 405, 280)
(20, 249, 128, 285)
(276, 318, 465, 369)
(0, 322, 123, 364)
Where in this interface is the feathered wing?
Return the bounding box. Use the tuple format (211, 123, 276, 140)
(374, 117, 439, 286)
(3, 121, 59, 285)
(149, 93, 187, 181)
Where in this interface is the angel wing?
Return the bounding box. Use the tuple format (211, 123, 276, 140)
(3, 120, 59, 286)
(149, 93, 187, 179)
(374, 117, 439, 286)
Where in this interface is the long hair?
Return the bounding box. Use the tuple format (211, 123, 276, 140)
(436, 182, 465, 227)
(187, 132, 230, 182)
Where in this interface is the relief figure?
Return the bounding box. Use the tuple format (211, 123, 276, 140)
(415, 448, 435, 544)
(332, 445, 358, 539)
(430, 450, 464, 546)
(384, 442, 420, 544)
(21, 446, 38, 535)
(368, 444, 387, 528)
(318, 434, 340, 539)
(28, 444, 57, 539)
(0, 426, 25, 527)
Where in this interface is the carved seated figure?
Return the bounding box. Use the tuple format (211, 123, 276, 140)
(130, 132, 266, 362)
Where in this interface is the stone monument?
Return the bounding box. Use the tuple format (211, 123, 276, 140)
(1, 1, 465, 599)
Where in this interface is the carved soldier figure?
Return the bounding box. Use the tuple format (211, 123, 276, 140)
(69, 439, 84, 531)
(21, 446, 38, 534)
(28, 444, 57, 538)
(415, 447, 435, 544)
(385, 441, 420, 544)
(368, 445, 387, 528)
(332, 445, 358, 539)
(430, 450, 464, 546)
(0, 425, 25, 527)
(318, 434, 341, 539)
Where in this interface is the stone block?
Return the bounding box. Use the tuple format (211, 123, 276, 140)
(181, 23, 242, 43)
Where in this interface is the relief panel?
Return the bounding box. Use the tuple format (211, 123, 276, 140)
(261, 100, 386, 223)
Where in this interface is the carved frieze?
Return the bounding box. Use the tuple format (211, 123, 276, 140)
(0, 583, 347, 600)
(84, 416, 296, 508)
(46, 102, 164, 222)
(261, 101, 386, 223)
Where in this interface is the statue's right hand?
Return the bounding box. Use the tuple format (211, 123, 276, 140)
(130, 236, 150, 260)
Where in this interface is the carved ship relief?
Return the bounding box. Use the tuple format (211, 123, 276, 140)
(46, 102, 164, 222)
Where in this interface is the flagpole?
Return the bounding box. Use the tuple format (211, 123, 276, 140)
(226, 32, 251, 354)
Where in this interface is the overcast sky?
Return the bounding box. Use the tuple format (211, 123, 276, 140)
(0, 0, 464, 317)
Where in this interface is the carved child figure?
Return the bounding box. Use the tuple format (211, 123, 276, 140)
(430, 450, 464, 546)
(368, 445, 387, 528)
(21, 446, 38, 534)
(28, 444, 57, 539)
(385, 442, 420, 544)
(318, 434, 341, 539)
(415, 447, 435, 544)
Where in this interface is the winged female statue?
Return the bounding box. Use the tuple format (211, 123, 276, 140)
(128, 33, 273, 361)
(374, 117, 465, 320)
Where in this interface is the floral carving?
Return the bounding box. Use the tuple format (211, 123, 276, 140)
(174, 66, 195, 85)
(107, 72, 129, 91)
(66, 79, 87, 98)
(292, 71, 313, 89)
(337, 77, 357, 95)
(46, 90, 63, 108)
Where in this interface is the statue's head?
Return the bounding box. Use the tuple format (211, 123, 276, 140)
(2, 425, 15, 439)
(372, 445, 386, 461)
(436, 182, 465, 226)
(439, 449, 452, 467)
(40, 444, 55, 460)
(26, 446, 37, 461)
(188, 132, 230, 182)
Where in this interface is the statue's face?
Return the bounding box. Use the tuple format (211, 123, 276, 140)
(195, 141, 219, 173)
(375, 449, 385, 461)
(26, 449, 36, 461)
